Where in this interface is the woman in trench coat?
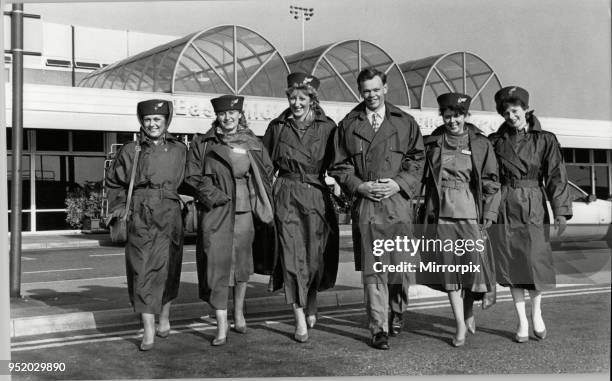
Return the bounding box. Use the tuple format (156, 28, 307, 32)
(418, 93, 500, 347)
(185, 95, 276, 346)
(105, 99, 187, 351)
(489, 86, 572, 342)
(262, 73, 339, 343)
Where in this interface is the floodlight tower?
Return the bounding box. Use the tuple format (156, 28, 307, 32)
(289, 5, 314, 51)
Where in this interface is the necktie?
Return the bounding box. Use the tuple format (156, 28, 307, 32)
(371, 113, 379, 132)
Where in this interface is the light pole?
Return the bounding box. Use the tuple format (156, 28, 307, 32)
(289, 5, 314, 51)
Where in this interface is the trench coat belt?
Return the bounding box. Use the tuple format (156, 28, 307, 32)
(133, 188, 180, 200)
(277, 170, 322, 184)
(500, 178, 540, 188)
(440, 179, 469, 190)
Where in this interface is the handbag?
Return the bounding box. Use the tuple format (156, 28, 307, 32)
(109, 143, 141, 244)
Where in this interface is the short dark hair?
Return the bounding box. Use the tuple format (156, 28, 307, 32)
(357, 68, 387, 89)
(439, 105, 469, 117)
(496, 98, 528, 115)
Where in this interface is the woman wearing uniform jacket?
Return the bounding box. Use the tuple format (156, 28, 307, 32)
(105, 99, 187, 351)
(489, 86, 572, 343)
(262, 73, 339, 343)
(184, 95, 276, 346)
(418, 93, 500, 347)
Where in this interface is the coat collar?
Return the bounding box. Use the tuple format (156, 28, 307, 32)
(348, 102, 403, 144)
(138, 131, 178, 146)
(345, 101, 403, 121)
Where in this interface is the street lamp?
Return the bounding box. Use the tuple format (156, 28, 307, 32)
(289, 5, 314, 51)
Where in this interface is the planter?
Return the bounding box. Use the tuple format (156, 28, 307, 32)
(82, 217, 102, 232)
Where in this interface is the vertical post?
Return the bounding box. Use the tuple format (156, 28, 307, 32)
(10, 2, 24, 298)
(71, 25, 76, 87)
(301, 13, 305, 51)
(1, 0, 14, 367)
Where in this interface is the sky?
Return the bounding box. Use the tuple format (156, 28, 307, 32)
(8, 0, 612, 121)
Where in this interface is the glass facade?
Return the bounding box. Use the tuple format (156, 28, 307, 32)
(7, 129, 108, 232)
(400, 51, 502, 111)
(285, 40, 411, 106)
(79, 25, 290, 97)
(563, 148, 612, 199)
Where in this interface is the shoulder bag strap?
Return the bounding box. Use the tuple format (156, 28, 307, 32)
(122, 143, 141, 219)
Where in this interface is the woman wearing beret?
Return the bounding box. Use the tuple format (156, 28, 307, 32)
(185, 95, 276, 346)
(262, 73, 339, 343)
(418, 93, 500, 347)
(105, 99, 187, 351)
(488, 86, 572, 342)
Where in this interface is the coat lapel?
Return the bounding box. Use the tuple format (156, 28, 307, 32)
(208, 143, 232, 171)
(424, 132, 443, 198)
(368, 117, 398, 150)
(494, 125, 528, 176)
(353, 114, 375, 143)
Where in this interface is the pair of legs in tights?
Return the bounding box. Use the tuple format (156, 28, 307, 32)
(213, 282, 248, 342)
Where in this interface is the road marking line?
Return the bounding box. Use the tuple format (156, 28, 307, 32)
(22, 256, 36, 261)
(23, 267, 94, 274)
(182, 262, 196, 265)
(21, 271, 198, 285)
(89, 253, 123, 257)
(11, 288, 610, 351)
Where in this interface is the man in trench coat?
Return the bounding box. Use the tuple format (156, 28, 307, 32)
(329, 68, 425, 349)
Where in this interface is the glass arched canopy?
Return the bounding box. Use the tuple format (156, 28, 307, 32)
(285, 40, 410, 106)
(400, 51, 502, 111)
(79, 25, 290, 97)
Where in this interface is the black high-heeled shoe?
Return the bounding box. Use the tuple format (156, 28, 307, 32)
(211, 326, 230, 346)
(156, 327, 170, 338)
(465, 316, 476, 335)
(306, 315, 317, 329)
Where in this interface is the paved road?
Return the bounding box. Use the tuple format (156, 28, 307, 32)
(19, 240, 611, 288)
(10, 287, 610, 379)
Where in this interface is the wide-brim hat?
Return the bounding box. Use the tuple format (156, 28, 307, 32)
(494, 86, 529, 109)
(137, 99, 173, 126)
(211, 95, 244, 113)
(287, 72, 320, 90)
(437, 92, 472, 111)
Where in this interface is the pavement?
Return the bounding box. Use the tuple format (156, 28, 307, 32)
(9, 226, 611, 340)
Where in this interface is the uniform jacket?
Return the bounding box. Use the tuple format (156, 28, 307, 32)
(488, 113, 572, 222)
(420, 123, 501, 225)
(184, 128, 277, 301)
(105, 132, 187, 312)
(329, 101, 425, 271)
(263, 107, 340, 291)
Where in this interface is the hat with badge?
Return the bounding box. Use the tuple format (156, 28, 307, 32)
(494, 86, 529, 110)
(287, 72, 320, 90)
(211, 95, 244, 113)
(437, 93, 472, 112)
(137, 99, 173, 125)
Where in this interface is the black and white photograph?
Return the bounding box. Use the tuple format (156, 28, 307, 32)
(0, 0, 610, 380)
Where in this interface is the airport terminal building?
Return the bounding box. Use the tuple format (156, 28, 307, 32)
(4, 18, 612, 232)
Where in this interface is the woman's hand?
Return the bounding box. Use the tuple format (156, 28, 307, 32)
(105, 206, 127, 225)
(554, 215, 567, 236)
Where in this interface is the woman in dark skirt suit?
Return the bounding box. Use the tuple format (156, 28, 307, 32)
(262, 73, 339, 343)
(489, 86, 572, 342)
(185, 95, 276, 346)
(418, 93, 500, 347)
(105, 99, 187, 351)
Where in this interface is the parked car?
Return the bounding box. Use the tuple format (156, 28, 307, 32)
(549, 181, 612, 248)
